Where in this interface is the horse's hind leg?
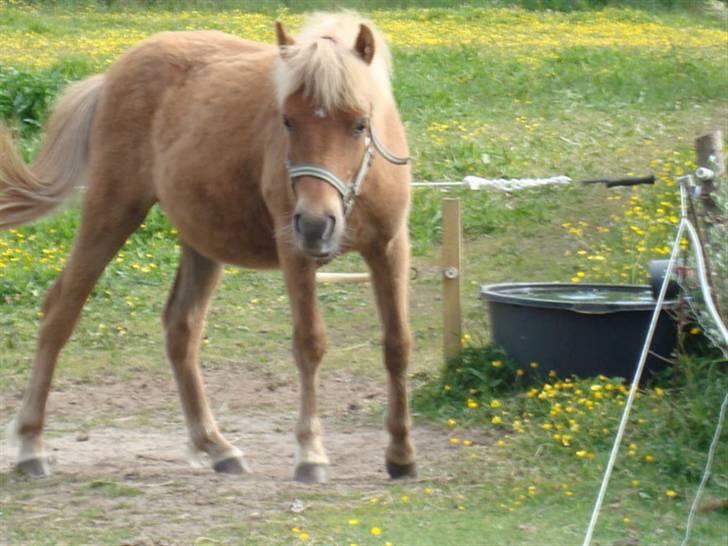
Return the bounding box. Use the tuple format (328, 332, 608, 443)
(14, 191, 153, 476)
(163, 245, 247, 474)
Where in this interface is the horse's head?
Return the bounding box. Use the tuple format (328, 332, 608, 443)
(274, 17, 391, 261)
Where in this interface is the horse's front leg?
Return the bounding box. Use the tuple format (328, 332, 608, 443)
(280, 252, 329, 483)
(362, 230, 417, 478)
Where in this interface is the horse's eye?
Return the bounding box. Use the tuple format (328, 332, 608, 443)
(353, 119, 368, 137)
(283, 115, 293, 131)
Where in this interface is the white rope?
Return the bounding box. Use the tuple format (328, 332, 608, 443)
(582, 218, 685, 546)
(411, 175, 572, 191)
(681, 390, 728, 546)
(583, 176, 728, 544)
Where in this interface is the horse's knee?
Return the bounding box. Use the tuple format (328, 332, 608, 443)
(383, 330, 412, 372)
(294, 325, 326, 366)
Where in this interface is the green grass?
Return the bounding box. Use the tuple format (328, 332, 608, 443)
(1, 3, 727, 545)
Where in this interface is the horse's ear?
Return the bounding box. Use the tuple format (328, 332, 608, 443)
(275, 21, 295, 48)
(354, 24, 375, 65)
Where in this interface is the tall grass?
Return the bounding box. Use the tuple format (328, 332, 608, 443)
(9, 0, 721, 13)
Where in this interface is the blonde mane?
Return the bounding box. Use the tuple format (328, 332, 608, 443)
(273, 13, 393, 114)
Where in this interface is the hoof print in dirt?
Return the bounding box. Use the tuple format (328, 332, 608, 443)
(386, 460, 417, 480)
(294, 463, 328, 484)
(17, 458, 51, 478)
(212, 456, 249, 475)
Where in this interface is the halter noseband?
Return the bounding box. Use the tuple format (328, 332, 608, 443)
(287, 126, 410, 216)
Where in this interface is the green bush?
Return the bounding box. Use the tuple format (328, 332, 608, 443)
(0, 67, 70, 138)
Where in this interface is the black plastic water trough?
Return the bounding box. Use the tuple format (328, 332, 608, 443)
(480, 282, 679, 380)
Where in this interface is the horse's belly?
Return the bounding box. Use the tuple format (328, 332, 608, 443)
(160, 198, 280, 269)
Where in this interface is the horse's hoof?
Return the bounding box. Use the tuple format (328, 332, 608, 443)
(386, 460, 417, 479)
(17, 458, 51, 478)
(213, 456, 249, 475)
(294, 462, 328, 484)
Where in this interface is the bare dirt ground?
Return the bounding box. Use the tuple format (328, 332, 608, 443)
(1, 363, 467, 545)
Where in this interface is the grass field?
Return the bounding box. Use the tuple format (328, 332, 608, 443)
(1, 2, 727, 545)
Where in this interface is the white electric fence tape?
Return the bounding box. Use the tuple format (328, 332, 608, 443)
(411, 175, 572, 191)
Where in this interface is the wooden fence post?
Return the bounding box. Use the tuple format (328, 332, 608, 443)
(694, 130, 726, 320)
(442, 198, 462, 361)
(695, 130, 725, 223)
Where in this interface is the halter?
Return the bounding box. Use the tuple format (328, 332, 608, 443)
(287, 126, 410, 216)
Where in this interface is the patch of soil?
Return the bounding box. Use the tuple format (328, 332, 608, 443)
(1, 364, 480, 544)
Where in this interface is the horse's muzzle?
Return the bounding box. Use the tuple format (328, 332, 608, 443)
(293, 211, 338, 259)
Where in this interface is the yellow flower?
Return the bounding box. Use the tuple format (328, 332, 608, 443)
(467, 399, 479, 409)
(665, 489, 678, 498)
(530, 361, 539, 369)
(645, 454, 655, 463)
(447, 418, 457, 427)
(497, 440, 506, 447)
(298, 532, 310, 541)
(348, 518, 359, 525)
(463, 439, 473, 446)
(490, 399, 502, 409)
(491, 360, 503, 368)
(516, 369, 525, 377)
(491, 416, 502, 425)
(689, 327, 701, 335)
(450, 437, 460, 445)
(370, 527, 382, 536)
(400, 495, 410, 503)
(631, 479, 640, 487)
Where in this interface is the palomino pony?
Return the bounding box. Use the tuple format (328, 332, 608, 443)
(0, 13, 416, 483)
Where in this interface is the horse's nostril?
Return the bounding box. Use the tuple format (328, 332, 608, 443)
(322, 215, 335, 241)
(294, 213, 303, 236)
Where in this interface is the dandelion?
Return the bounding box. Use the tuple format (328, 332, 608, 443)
(665, 489, 678, 498)
(491, 416, 502, 425)
(467, 399, 479, 409)
(463, 439, 473, 446)
(645, 454, 655, 463)
(450, 437, 460, 445)
(298, 532, 310, 541)
(400, 495, 410, 503)
(530, 362, 539, 369)
(690, 327, 701, 335)
(631, 480, 640, 487)
(370, 527, 382, 536)
(490, 399, 502, 409)
(491, 360, 503, 368)
(447, 418, 457, 427)
(348, 518, 359, 525)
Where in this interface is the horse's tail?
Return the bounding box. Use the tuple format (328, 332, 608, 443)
(0, 74, 104, 229)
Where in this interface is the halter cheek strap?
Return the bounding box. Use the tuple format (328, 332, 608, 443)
(287, 127, 409, 216)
